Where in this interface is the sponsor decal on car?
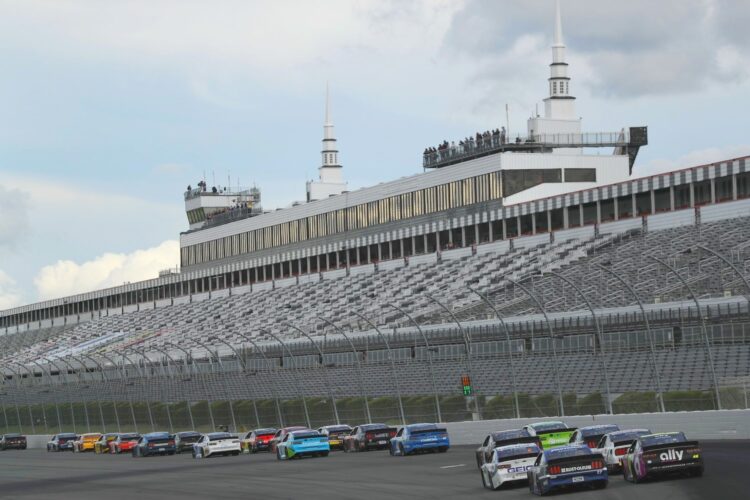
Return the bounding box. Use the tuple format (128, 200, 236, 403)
(659, 449, 684, 462)
(561, 464, 592, 473)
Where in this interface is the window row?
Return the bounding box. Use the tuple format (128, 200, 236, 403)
(182, 171, 503, 267)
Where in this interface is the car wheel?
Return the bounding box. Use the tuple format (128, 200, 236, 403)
(481, 469, 490, 489)
(276, 448, 283, 461)
(693, 467, 703, 478)
(438, 447, 448, 453)
(399, 443, 406, 457)
(594, 480, 607, 490)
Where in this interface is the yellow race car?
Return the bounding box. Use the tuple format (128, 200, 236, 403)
(94, 433, 119, 454)
(74, 433, 103, 453)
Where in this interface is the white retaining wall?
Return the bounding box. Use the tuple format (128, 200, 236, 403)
(444, 409, 750, 445)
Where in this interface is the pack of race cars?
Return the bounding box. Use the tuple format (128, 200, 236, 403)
(476, 421, 704, 495)
(11, 418, 705, 495)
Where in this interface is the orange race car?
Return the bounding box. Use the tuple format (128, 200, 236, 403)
(109, 433, 141, 454)
(74, 433, 102, 453)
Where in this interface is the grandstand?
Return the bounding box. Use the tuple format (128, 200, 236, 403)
(1, 0, 749, 433)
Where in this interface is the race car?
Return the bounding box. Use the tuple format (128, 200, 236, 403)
(317, 425, 352, 451)
(174, 431, 202, 454)
(268, 426, 309, 454)
(74, 433, 102, 452)
(131, 432, 176, 457)
(47, 433, 77, 452)
(94, 433, 119, 454)
(527, 444, 608, 495)
(597, 429, 651, 473)
(522, 421, 577, 449)
(569, 424, 620, 449)
(475, 428, 540, 468)
(192, 432, 241, 459)
(241, 428, 277, 453)
(343, 423, 397, 452)
(480, 442, 542, 489)
(389, 423, 449, 456)
(110, 433, 140, 454)
(623, 432, 703, 483)
(276, 430, 330, 460)
(0, 433, 27, 450)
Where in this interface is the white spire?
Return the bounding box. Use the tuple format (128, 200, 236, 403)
(553, 0, 564, 47)
(321, 83, 339, 167)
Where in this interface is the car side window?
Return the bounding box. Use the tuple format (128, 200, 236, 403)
(396, 428, 404, 437)
(483, 436, 490, 447)
(534, 453, 543, 466)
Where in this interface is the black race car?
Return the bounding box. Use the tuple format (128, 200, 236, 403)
(342, 424, 396, 452)
(174, 431, 202, 454)
(0, 433, 27, 450)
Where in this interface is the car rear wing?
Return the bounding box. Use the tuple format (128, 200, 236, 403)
(494, 436, 541, 447)
(535, 427, 577, 436)
(642, 440, 700, 453)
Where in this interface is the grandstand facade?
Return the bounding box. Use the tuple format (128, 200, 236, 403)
(1, 0, 748, 434)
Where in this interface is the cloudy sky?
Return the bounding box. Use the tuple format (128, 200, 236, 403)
(1, 0, 749, 309)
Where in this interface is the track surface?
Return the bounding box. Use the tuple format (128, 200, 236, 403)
(0, 442, 746, 499)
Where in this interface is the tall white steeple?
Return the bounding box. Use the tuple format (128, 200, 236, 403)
(321, 83, 340, 168)
(528, 0, 581, 140)
(307, 84, 347, 202)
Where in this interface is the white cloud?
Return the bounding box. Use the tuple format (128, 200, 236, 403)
(0, 270, 22, 310)
(635, 145, 750, 177)
(34, 240, 180, 301)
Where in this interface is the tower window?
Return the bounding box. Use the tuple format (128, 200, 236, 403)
(552, 81, 557, 94)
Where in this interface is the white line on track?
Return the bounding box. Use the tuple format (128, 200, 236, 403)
(440, 464, 466, 469)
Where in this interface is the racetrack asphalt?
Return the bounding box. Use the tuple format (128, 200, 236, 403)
(0, 441, 746, 499)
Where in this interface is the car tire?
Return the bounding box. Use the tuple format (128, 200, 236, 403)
(438, 447, 448, 453)
(594, 480, 607, 490)
(481, 470, 490, 490)
(276, 448, 283, 461)
(321, 451, 329, 457)
(399, 443, 406, 457)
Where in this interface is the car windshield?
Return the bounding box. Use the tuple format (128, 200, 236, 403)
(325, 426, 351, 433)
(642, 433, 687, 447)
(610, 430, 650, 444)
(496, 444, 540, 461)
(292, 432, 322, 440)
(581, 425, 619, 437)
(546, 446, 591, 460)
(179, 432, 200, 437)
(531, 422, 566, 432)
(493, 429, 530, 441)
(361, 424, 388, 431)
(146, 433, 170, 440)
(208, 433, 235, 440)
(411, 428, 445, 435)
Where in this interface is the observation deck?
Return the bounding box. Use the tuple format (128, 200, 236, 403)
(423, 127, 648, 173)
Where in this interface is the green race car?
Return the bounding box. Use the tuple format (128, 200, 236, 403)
(522, 421, 576, 449)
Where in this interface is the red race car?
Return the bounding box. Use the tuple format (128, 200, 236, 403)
(241, 428, 277, 453)
(109, 433, 141, 454)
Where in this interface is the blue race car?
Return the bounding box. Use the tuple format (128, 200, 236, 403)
(389, 423, 450, 456)
(527, 444, 608, 495)
(131, 432, 176, 457)
(276, 430, 330, 460)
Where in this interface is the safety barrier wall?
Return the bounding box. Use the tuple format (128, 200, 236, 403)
(444, 409, 750, 445)
(20, 409, 750, 448)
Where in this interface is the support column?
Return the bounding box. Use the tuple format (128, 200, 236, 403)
(579, 204, 584, 226)
(669, 186, 675, 211)
(531, 213, 537, 235)
(710, 178, 716, 203)
(650, 189, 656, 214)
(732, 174, 738, 200)
(631, 194, 637, 217)
(411, 236, 416, 256)
(502, 218, 508, 239)
(546, 210, 552, 232)
(563, 207, 570, 228)
(596, 201, 601, 224)
(461, 226, 466, 247)
(689, 182, 695, 207)
(613, 198, 619, 221)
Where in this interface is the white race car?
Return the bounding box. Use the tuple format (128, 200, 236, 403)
(480, 442, 542, 490)
(596, 428, 651, 473)
(192, 432, 241, 459)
